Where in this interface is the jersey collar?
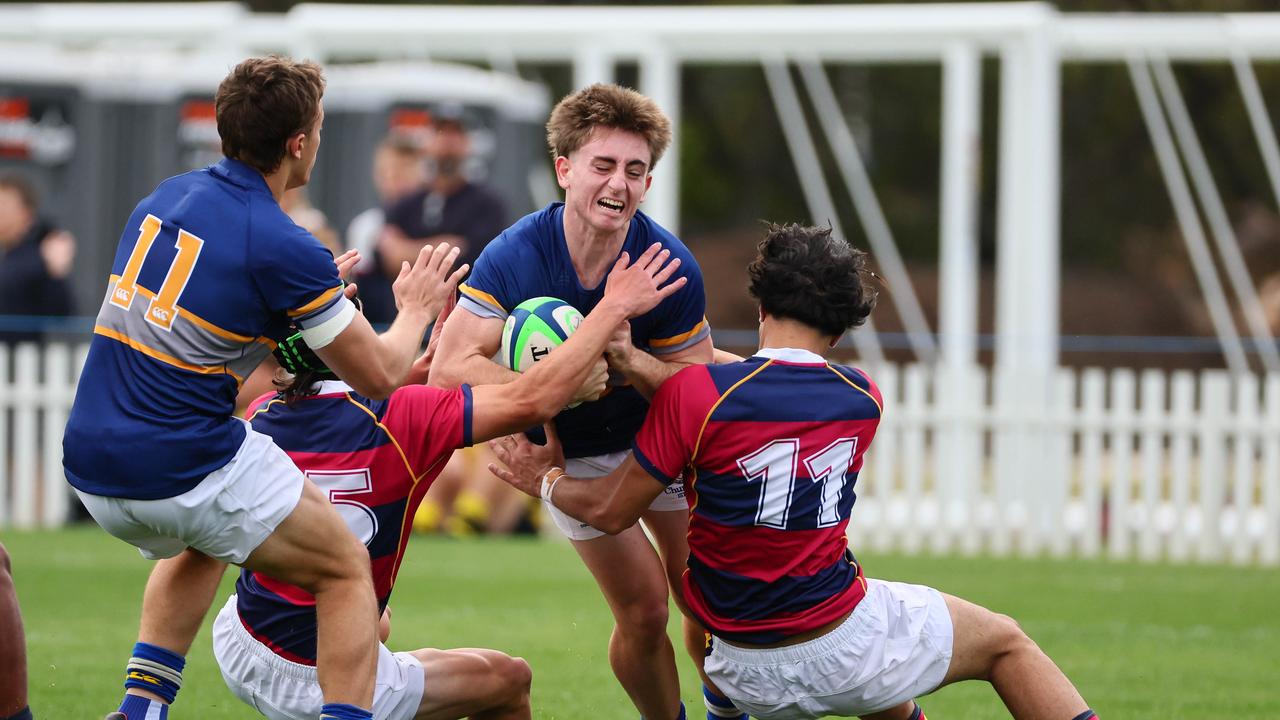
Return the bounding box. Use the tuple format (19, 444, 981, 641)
(753, 347, 827, 365)
(210, 158, 273, 195)
(311, 379, 354, 395)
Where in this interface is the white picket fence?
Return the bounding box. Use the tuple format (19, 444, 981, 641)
(852, 363, 1280, 566)
(1, 343, 1277, 565)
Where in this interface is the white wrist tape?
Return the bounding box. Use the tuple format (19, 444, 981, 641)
(540, 467, 565, 505)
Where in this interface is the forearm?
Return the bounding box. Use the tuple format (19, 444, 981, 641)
(431, 349, 521, 388)
(546, 472, 638, 536)
(610, 348, 691, 399)
(373, 307, 433, 387)
(519, 304, 627, 407)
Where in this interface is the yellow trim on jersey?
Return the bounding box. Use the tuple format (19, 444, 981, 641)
(458, 284, 506, 314)
(690, 360, 774, 463)
(287, 285, 343, 318)
(108, 274, 269, 346)
(650, 318, 707, 348)
(341, 393, 455, 585)
(93, 325, 243, 382)
(825, 365, 882, 415)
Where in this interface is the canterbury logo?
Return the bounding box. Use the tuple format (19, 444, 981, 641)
(126, 670, 162, 685)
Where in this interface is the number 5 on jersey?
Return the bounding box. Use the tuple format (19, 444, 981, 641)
(110, 213, 205, 331)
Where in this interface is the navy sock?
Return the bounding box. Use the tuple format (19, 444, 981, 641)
(4, 707, 33, 720)
(703, 684, 747, 720)
(117, 694, 167, 720)
(677, 701, 687, 720)
(1070, 711, 1097, 720)
(908, 703, 924, 720)
(319, 703, 373, 720)
(123, 642, 185, 704)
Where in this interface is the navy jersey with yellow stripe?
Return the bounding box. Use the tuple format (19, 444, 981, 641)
(459, 202, 708, 458)
(63, 159, 346, 500)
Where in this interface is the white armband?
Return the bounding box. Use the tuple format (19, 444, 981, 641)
(298, 296, 356, 350)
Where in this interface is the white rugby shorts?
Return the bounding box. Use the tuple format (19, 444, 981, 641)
(705, 579, 954, 720)
(213, 595, 425, 720)
(544, 450, 687, 541)
(74, 421, 304, 563)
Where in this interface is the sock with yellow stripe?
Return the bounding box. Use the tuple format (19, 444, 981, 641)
(122, 641, 184, 703)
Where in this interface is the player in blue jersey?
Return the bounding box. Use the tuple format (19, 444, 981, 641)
(63, 57, 467, 720)
(214, 241, 687, 720)
(432, 84, 714, 720)
(490, 224, 1099, 720)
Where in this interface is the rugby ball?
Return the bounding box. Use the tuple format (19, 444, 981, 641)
(500, 297, 584, 373)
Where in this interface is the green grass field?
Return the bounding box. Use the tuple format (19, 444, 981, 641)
(3, 526, 1278, 719)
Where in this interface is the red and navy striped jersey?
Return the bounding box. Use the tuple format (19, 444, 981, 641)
(632, 347, 880, 645)
(234, 380, 473, 664)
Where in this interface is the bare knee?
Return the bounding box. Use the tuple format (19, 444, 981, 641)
(502, 655, 533, 697)
(302, 533, 371, 593)
(617, 597, 670, 639)
(978, 612, 1039, 677)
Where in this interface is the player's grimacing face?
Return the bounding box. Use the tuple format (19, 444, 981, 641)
(557, 127, 652, 233)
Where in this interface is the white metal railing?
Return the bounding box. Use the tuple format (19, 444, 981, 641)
(2, 343, 1276, 565)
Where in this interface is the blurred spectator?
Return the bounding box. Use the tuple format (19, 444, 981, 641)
(0, 173, 75, 344)
(1262, 272, 1280, 335)
(280, 187, 341, 256)
(345, 134, 428, 273)
(358, 105, 508, 325)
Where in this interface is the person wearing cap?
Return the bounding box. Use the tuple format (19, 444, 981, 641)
(357, 105, 508, 326)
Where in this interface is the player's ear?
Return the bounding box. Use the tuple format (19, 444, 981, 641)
(554, 155, 572, 190)
(287, 132, 306, 161)
(828, 332, 844, 349)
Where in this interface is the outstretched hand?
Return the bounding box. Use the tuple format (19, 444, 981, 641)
(392, 242, 470, 319)
(601, 242, 687, 318)
(487, 423, 566, 498)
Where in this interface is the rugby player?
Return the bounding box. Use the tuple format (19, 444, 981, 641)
(489, 223, 1099, 720)
(431, 83, 715, 720)
(63, 57, 460, 720)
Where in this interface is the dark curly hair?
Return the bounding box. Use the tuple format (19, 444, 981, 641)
(747, 223, 877, 337)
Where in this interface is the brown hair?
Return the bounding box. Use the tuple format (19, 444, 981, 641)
(546, 83, 672, 169)
(215, 56, 325, 174)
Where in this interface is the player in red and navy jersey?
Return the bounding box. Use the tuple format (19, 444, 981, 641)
(432, 83, 713, 720)
(213, 241, 689, 720)
(491, 224, 1099, 720)
(63, 57, 466, 720)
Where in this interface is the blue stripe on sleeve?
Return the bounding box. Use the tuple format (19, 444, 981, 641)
(460, 384, 474, 448)
(632, 442, 678, 486)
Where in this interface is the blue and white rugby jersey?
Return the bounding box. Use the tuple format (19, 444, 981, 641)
(458, 202, 709, 458)
(63, 158, 349, 500)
